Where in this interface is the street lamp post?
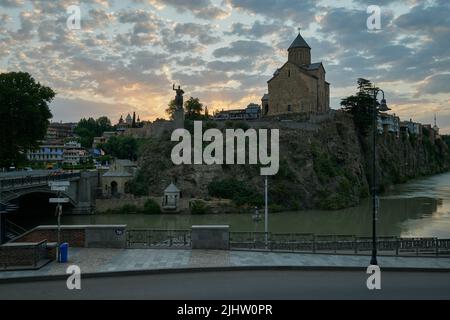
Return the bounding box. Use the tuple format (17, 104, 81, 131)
(370, 87, 390, 266)
(264, 175, 269, 248)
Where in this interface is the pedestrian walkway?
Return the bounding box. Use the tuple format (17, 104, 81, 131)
(1, 248, 450, 281)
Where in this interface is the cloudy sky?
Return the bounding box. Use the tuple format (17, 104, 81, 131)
(1, 0, 449, 133)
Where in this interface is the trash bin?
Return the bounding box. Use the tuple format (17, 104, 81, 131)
(59, 242, 69, 263)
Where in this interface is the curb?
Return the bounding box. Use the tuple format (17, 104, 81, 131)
(1, 265, 450, 284)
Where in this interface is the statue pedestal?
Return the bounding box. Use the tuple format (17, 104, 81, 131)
(173, 107, 184, 129)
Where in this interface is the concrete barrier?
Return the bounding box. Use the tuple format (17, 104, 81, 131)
(191, 225, 229, 250)
(11, 225, 127, 249)
(85, 225, 127, 249)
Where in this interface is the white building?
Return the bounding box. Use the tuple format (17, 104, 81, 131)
(377, 113, 400, 136)
(63, 141, 88, 165)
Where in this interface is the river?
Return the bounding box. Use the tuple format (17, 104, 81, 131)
(15, 172, 450, 238)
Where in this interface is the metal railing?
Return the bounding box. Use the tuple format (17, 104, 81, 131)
(127, 229, 191, 248)
(126, 229, 450, 257)
(0, 173, 80, 190)
(0, 239, 49, 269)
(229, 232, 450, 257)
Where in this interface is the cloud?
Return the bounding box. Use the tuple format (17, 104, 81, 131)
(419, 74, 450, 95)
(0, 0, 24, 7)
(213, 40, 273, 58)
(1, 0, 449, 131)
(174, 22, 220, 45)
(147, 0, 230, 20)
(225, 0, 319, 26)
(225, 21, 294, 39)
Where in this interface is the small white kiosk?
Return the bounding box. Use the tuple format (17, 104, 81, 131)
(162, 183, 181, 211)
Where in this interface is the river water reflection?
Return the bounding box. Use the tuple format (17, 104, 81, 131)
(20, 172, 450, 238)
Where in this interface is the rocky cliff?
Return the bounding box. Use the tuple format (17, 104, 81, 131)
(131, 111, 450, 212)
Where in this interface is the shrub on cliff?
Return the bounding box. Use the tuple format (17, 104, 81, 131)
(207, 178, 263, 206)
(190, 200, 208, 215)
(143, 199, 162, 215)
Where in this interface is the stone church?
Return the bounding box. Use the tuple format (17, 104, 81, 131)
(261, 32, 330, 116)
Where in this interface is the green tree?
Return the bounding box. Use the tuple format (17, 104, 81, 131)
(166, 97, 207, 120)
(0, 72, 54, 167)
(103, 136, 139, 160)
(96, 116, 112, 134)
(74, 116, 112, 148)
(165, 99, 177, 120)
(442, 135, 450, 149)
(185, 97, 204, 120)
(341, 78, 378, 136)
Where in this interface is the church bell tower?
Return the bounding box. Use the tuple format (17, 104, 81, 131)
(288, 31, 311, 66)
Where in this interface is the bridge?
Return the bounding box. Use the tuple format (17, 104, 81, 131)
(0, 170, 98, 215)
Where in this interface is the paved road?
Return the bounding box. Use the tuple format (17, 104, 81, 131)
(1, 270, 449, 300)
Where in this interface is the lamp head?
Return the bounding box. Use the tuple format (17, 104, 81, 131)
(379, 99, 390, 112)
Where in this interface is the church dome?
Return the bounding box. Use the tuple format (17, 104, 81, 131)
(288, 32, 311, 66)
(288, 32, 311, 50)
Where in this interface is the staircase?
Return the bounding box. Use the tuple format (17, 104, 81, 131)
(4, 219, 27, 242)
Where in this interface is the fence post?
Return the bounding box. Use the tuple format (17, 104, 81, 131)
(312, 235, 316, 254)
(396, 237, 399, 256)
(33, 245, 37, 267)
(334, 235, 337, 254)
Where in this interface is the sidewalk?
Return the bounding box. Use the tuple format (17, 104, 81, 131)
(1, 248, 450, 281)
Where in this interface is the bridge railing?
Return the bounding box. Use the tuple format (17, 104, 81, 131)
(0, 173, 80, 190)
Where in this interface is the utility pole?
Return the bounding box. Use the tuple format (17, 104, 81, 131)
(264, 175, 269, 248)
(49, 181, 70, 262)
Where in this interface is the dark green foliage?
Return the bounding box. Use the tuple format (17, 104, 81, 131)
(142, 198, 161, 214)
(166, 97, 209, 121)
(232, 121, 250, 130)
(185, 97, 204, 120)
(100, 200, 161, 215)
(128, 137, 175, 196)
(165, 100, 177, 120)
(100, 204, 141, 215)
(204, 121, 218, 130)
(208, 178, 263, 206)
(126, 171, 149, 196)
(190, 200, 208, 215)
(311, 144, 343, 182)
(102, 136, 140, 160)
(442, 135, 450, 149)
(74, 116, 113, 148)
(0, 72, 54, 167)
(341, 78, 378, 137)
